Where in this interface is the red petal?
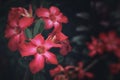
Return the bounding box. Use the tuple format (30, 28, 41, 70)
(4, 26, 17, 38)
(19, 42, 36, 57)
(50, 65, 63, 76)
(89, 51, 96, 57)
(108, 31, 116, 39)
(43, 19, 53, 29)
(49, 6, 60, 15)
(87, 44, 94, 50)
(8, 35, 19, 51)
(44, 40, 61, 50)
(99, 33, 108, 42)
(19, 17, 34, 29)
(31, 34, 44, 46)
(36, 8, 50, 17)
(29, 54, 45, 74)
(56, 13, 68, 23)
(85, 72, 94, 78)
(43, 51, 58, 65)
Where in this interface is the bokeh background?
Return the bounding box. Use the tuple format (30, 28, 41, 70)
(0, 0, 120, 80)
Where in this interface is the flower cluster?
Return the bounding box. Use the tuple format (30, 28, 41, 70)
(4, 5, 72, 74)
(50, 62, 93, 80)
(87, 31, 120, 58)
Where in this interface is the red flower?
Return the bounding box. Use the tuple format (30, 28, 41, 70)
(114, 48, 120, 58)
(99, 31, 120, 52)
(109, 63, 120, 74)
(50, 65, 64, 77)
(36, 6, 68, 30)
(50, 65, 75, 80)
(19, 34, 61, 74)
(8, 6, 34, 28)
(54, 74, 69, 80)
(87, 37, 104, 57)
(4, 25, 26, 51)
(76, 62, 94, 79)
(5, 6, 34, 51)
(47, 31, 71, 56)
(59, 40, 72, 56)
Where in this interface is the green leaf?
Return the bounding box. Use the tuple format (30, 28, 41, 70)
(33, 19, 44, 37)
(57, 54, 64, 63)
(25, 28, 33, 39)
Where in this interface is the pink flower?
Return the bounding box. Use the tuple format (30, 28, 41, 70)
(99, 31, 120, 52)
(36, 6, 68, 30)
(109, 63, 120, 74)
(8, 6, 34, 28)
(50, 65, 64, 77)
(87, 37, 104, 57)
(19, 34, 61, 74)
(5, 6, 34, 51)
(47, 31, 72, 56)
(50, 65, 75, 80)
(59, 40, 72, 56)
(4, 25, 26, 51)
(76, 62, 94, 79)
(54, 74, 69, 80)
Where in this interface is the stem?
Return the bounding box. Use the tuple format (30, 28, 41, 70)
(23, 68, 29, 80)
(84, 59, 99, 71)
(84, 54, 108, 71)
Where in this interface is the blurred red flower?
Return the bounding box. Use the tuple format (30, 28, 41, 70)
(99, 31, 120, 52)
(109, 63, 120, 74)
(87, 37, 104, 57)
(76, 62, 94, 79)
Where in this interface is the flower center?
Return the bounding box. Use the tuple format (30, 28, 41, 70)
(15, 27, 21, 34)
(37, 46, 45, 54)
(50, 14, 56, 22)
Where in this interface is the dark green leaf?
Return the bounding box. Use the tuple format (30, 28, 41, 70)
(57, 54, 64, 63)
(33, 19, 44, 37)
(25, 28, 33, 39)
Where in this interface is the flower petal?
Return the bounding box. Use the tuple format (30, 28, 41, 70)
(8, 35, 19, 51)
(19, 42, 36, 57)
(19, 17, 34, 29)
(44, 40, 61, 50)
(43, 19, 53, 29)
(56, 13, 68, 23)
(31, 34, 44, 46)
(29, 54, 45, 74)
(36, 8, 50, 17)
(43, 51, 58, 65)
(85, 72, 94, 78)
(4, 26, 17, 38)
(49, 6, 60, 15)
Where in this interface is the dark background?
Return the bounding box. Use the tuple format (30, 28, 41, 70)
(0, 0, 120, 80)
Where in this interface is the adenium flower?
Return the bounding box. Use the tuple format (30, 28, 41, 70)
(8, 5, 34, 28)
(4, 25, 26, 51)
(50, 65, 77, 80)
(76, 62, 94, 79)
(87, 37, 104, 57)
(109, 63, 120, 74)
(47, 30, 72, 56)
(36, 6, 68, 30)
(19, 34, 61, 74)
(54, 74, 69, 80)
(59, 40, 72, 56)
(4, 5, 34, 51)
(99, 31, 120, 52)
